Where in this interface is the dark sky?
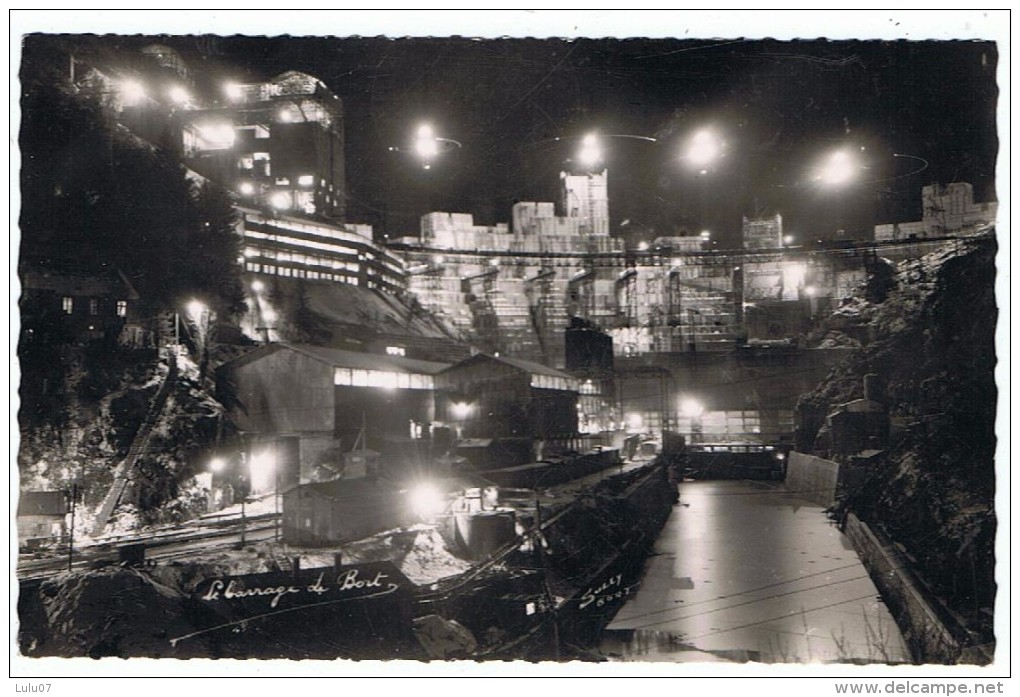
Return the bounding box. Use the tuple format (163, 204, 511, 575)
(72, 35, 1002, 247)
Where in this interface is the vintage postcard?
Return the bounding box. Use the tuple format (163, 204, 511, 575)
(9, 9, 1008, 687)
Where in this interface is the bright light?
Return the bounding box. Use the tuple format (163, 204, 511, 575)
(415, 135, 439, 159)
(408, 482, 446, 520)
(261, 307, 277, 323)
(186, 299, 207, 323)
(248, 450, 276, 493)
(119, 80, 146, 106)
(238, 182, 255, 196)
(169, 86, 190, 105)
(783, 262, 807, 289)
(700, 230, 711, 239)
(197, 122, 235, 149)
(278, 109, 293, 123)
(450, 402, 472, 420)
(804, 285, 817, 297)
(817, 149, 856, 186)
(251, 279, 265, 292)
(270, 191, 292, 210)
(637, 241, 649, 251)
(223, 82, 243, 100)
(578, 132, 602, 169)
(625, 412, 644, 431)
(417, 124, 434, 139)
(679, 398, 704, 419)
(686, 129, 723, 167)
(208, 457, 226, 473)
(297, 174, 314, 187)
(783, 234, 795, 245)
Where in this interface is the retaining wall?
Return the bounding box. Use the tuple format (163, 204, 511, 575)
(844, 513, 991, 664)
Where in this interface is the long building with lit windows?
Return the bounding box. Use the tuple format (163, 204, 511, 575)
(238, 207, 406, 294)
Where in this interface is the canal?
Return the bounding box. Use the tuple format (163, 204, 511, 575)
(599, 480, 910, 663)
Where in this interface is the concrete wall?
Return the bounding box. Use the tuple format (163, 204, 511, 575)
(785, 452, 840, 506)
(843, 513, 990, 664)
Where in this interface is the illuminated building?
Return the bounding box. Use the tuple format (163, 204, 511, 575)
(218, 343, 450, 483)
(182, 70, 346, 220)
(874, 182, 997, 241)
(238, 207, 406, 295)
(435, 354, 580, 441)
(742, 214, 784, 250)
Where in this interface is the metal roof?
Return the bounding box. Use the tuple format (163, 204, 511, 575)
(222, 342, 451, 375)
(443, 353, 575, 380)
(285, 343, 451, 375)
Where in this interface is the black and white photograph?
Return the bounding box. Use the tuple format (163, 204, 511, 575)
(10, 10, 1008, 681)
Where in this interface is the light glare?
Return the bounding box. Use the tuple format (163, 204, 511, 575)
(680, 398, 704, 419)
(409, 482, 446, 520)
(687, 130, 721, 167)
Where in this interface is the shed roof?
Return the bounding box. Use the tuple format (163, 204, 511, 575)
(222, 342, 451, 375)
(19, 264, 140, 300)
(442, 353, 575, 380)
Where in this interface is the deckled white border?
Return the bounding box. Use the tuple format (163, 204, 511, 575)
(7, 8, 1011, 689)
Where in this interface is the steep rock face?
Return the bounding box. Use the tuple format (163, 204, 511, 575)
(797, 238, 997, 639)
(18, 347, 227, 536)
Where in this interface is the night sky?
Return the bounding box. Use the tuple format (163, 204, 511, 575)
(41, 34, 1001, 247)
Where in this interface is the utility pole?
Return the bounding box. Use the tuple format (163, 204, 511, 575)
(67, 483, 77, 571)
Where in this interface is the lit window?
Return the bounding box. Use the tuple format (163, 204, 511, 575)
(89, 298, 99, 316)
(298, 175, 314, 187)
(62, 297, 73, 314)
(386, 346, 406, 357)
(116, 300, 127, 317)
(253, 152, 271, 176)
(254, 125, 270, 139)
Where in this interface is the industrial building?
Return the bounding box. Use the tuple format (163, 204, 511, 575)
(237, 207, 407, 295)
(57, 40, 407, 309)
(434, 354, 580, 442)
(217, 343, 451, 489)
(181, 70, 346, 221)
(874, 182, 997, 241)
(742, 213, 784, 250)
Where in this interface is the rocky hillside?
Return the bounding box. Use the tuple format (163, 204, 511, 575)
(796, 236, 998, 642)
(18, 346, 227, 537)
